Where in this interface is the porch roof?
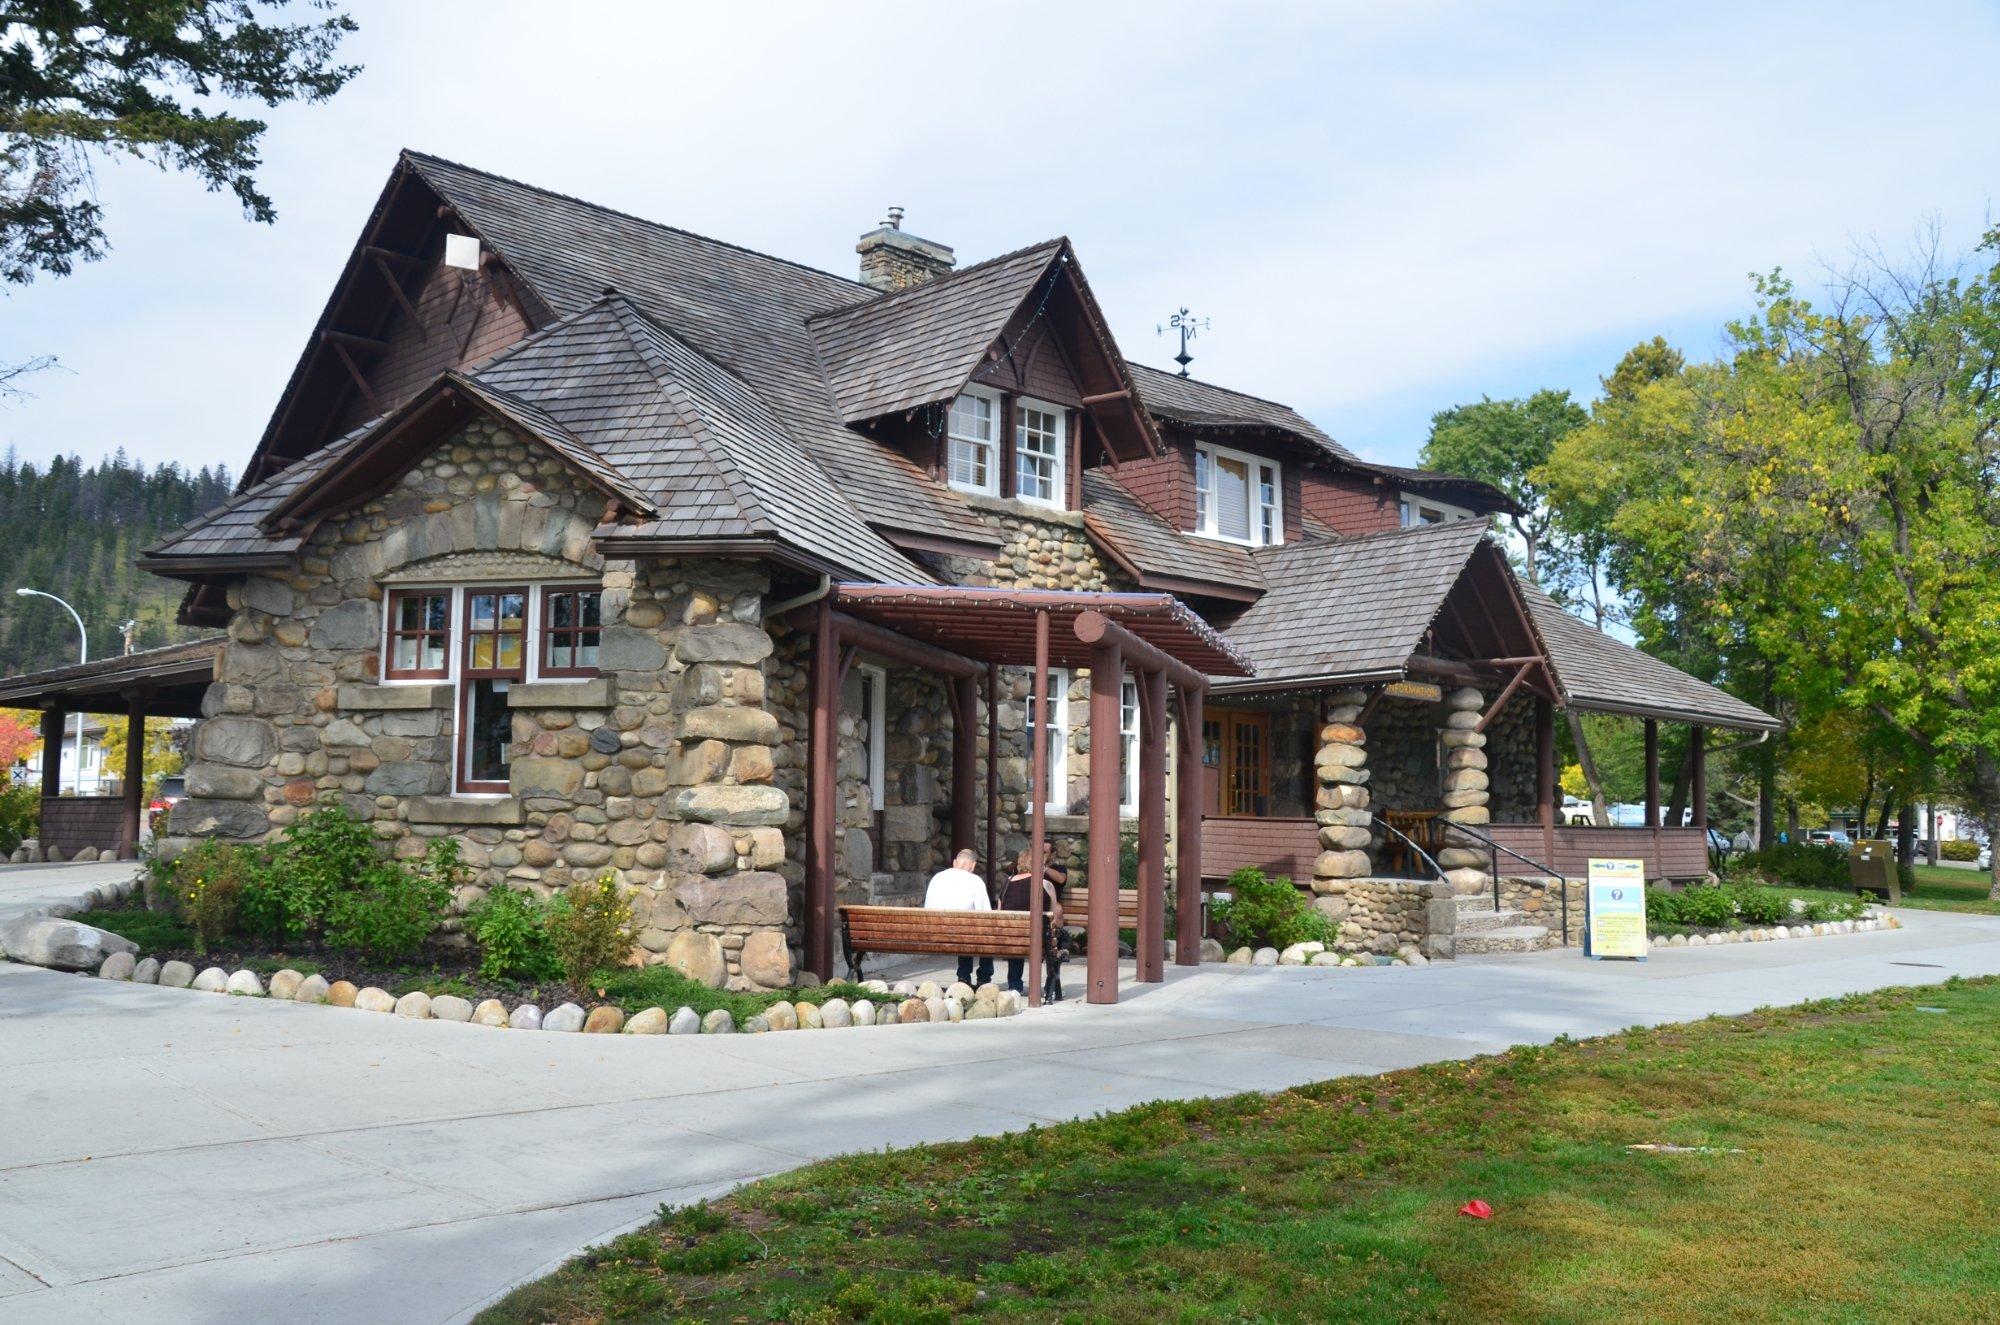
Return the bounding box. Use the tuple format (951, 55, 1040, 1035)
(0, 637, 221, 719)
(830, 584, 1253, 677)
(1521, 583, 1782, 732)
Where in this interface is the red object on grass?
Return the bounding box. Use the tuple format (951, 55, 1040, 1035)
(1459, 1199, 1493, 1220)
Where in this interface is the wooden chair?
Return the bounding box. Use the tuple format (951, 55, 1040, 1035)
(839, 905, 1065, 1000)
(1381, 809, 1439, 875)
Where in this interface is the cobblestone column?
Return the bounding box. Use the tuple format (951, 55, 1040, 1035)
(1438, 686, 1494, 897)
(1312, 687, 1374, 899)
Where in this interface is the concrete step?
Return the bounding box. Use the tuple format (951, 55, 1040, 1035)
(1455, 906, 1538, 934)
(1454, 924, 1552, 955)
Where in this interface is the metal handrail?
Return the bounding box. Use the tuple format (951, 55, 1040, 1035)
(1435, 819, 1572, 947)
(1368, 811, 1447, 882)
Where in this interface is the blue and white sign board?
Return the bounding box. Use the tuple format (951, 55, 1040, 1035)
(1585, 858, 1647, 960)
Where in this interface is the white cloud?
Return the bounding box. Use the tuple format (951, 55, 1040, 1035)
(4, 0, 1996, 476)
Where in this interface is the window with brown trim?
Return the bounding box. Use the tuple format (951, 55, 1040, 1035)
(541, 585, 602, 677)
(385, 589, 452, 679)
(459, 586, 527, 792)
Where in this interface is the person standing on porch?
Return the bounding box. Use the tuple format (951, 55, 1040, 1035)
(923, 848, 993, 986)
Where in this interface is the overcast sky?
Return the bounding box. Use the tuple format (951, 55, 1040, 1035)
(5, 0, 1998, 477)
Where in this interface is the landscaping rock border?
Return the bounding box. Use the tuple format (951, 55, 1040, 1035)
(1651, 914, 1901, 948)
(20, 935, 1034, 1039)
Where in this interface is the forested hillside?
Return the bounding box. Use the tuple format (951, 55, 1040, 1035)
(0, 452, 233, 678)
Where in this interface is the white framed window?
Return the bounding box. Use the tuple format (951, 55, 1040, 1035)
(858, 664, 888, 812)
(376, 581, 603, 796)
(1398, 493, 1474, 527)
(1194, 442, 1282, 546)
(1013, 397, 1067, 507)
(1119, 679, 1140, 815)
(1025, 667, 1069, 813)
(946, 389, 999, 496)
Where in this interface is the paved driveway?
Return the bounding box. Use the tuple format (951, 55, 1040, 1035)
(0, 860, 143, 923)
(4, 907, 1998, 1324)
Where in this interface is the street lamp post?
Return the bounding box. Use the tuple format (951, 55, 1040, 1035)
(15, 588, 86, 794)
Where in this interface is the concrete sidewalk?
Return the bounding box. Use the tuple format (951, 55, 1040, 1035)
(3, 906, 1998, 1324)
(0, 860, 144, 923)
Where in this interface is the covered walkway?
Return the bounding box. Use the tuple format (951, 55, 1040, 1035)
(0, 638, 220, 858)
(800, 585, 1252, 1004)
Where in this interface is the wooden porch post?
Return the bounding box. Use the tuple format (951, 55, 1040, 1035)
(40, 705, 65, 800)
(951, 673, 978, 861)
(1136, 667, 1167, 983)
(805, 601, 838, 981)
(1642, 719, 1660, 828)
(119, 694, 145, 860)
(1535, 696, 1555, 864)
(1690, 726, 1708, 832)
(1086, 640, 1122, 1005)
(1027, 610, 1050, 1007)
(1175, 684, 1205, 966)
(985, 662, 999, 891)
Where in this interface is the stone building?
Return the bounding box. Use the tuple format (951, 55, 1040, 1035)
(0, 151, 1779, 987)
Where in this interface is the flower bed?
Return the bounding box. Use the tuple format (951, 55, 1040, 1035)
(84, 945, 1028, 1032)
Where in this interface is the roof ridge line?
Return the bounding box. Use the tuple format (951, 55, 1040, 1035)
(1125, 358, 1314, 414)
(804, 237, 1068, 325)
(400, 149, 871, 296)
(604, 301, 776, 531)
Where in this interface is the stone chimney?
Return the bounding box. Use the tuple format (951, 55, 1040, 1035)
(856, 206, 955, 292)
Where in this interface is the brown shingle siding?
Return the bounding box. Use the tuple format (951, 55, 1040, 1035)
(1299, 469, 1399, 536)
(338, 255, 531, 431)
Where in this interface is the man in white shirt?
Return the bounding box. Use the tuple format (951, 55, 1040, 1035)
(923, 849, 993, 986)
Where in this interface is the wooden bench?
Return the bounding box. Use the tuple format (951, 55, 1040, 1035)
(839, 904, 1064, 998)
(1058, 886, 1140, 931)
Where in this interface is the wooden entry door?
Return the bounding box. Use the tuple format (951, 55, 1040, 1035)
(1203, 710, 1272, 817)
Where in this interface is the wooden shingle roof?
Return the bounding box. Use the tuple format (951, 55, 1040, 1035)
(1522, 583, 1782, 731)
(1218, 520, 1492, 686)
(806, 240, 1065, 422)
(1079, 470, 1264, 597)
(1126, 361, 1361, 465)
(401, 152, 996, 549)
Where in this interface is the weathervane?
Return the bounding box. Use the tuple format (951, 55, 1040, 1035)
(1157, 307, 1209, 378)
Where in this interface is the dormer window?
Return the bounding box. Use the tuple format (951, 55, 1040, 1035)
(1194, 442, 1281, 546)
(1400, 494, 1473, 527)
(1014, 397, 1067, 507)
(947, 389, 999, 495)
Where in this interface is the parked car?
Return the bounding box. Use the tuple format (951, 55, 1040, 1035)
(147, 775, 187, 835)
(1805, 829, 1853, 848)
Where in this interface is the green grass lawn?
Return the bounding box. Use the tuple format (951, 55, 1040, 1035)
(1761, 863, 2000, 917)
(478, 978, 2000, 1325)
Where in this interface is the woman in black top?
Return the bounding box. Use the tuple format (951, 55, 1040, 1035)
(998, 849, 1065, 994)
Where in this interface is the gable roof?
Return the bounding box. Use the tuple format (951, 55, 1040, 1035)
(1219, 520, 1494, 686)
(149, 297, 933, 585)
(808, 239, 1066, 423)
(394, 152, 998, 547)
(1521, 583, 1781, 732)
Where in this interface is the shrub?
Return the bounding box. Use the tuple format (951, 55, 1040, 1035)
(1731, 886, 1790, 926)
(1800, 893, 1871, 923)
(322, 837, 460, 961)
(547, 874, 636, 992)
(1734, 842, 1849, 890)
(170, 839, 262, 954)
(1644, 886, 1683, 928)
(1676, 883, 1737, 929)
(466, 885, 561, 981)
(0, 781, 37, 853)
(1209, 867, 1338, 950)
(1940, 839, 1980, 862)
(247, 803, 379, 942)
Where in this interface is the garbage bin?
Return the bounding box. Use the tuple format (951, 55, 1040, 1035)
(1849, 839, 1901, 903)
